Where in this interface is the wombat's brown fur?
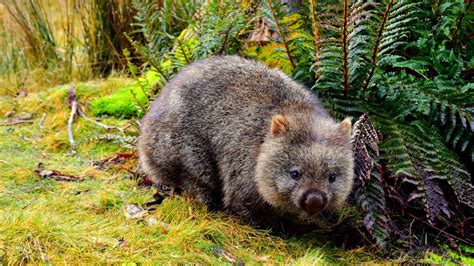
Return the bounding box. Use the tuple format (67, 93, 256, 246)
(138, 56, 354, 228)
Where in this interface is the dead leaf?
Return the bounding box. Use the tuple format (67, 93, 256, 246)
(34, 163, 84, 182)
(93, 152, 137, 170)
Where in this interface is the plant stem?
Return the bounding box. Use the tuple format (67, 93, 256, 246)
(267, 0, 296, 69)
(342, 0, 349, 96)
(363, 0, 394, 92)
(309, 0, 321, 78)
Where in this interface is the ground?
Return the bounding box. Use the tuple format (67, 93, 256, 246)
(0, 76, 457, 264)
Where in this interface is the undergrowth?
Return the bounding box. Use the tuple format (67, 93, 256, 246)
(130, 0, 473, 254)
(1, 78, 376, 264)
(1, 0, 472, 263)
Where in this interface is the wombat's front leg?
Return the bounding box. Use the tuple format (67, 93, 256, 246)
(179, 176, 222, 211)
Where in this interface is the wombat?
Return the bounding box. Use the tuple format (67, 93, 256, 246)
(138, 56, 354, 228)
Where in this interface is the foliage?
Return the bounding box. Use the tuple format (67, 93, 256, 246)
(76, 0, 139, 77)
(261, 0, 473, 250)
(130, 0, 203, 72)
(130, 0, 473, 253)
(130, 0, 259, 76)
(351, 114, 389, 248)
(0, 0, 139, 91)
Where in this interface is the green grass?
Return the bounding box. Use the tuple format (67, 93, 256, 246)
(0, 77, 463, 264)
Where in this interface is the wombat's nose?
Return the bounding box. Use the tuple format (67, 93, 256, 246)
(302, 191, 328, 215)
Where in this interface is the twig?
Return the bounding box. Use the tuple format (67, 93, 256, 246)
(38, 113, 46, 129)
(212, 248, 244, 265)
(77, 108, 123, 132)
(0, 120, 34, 126)
(67, 83, 125, 154)
(68, 84, 77, 155)
(0, 159, 12, 165)
(406, 213, 473, 246)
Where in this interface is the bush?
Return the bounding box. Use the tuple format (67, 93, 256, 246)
(133, 0, 473, 251)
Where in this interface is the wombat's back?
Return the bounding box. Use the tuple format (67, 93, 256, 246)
(149, 56, 327, 135)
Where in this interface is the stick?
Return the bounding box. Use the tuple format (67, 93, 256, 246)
(77, 108, 122, 132)
(38, 113, 46, 129)
(68, 84, 77, 155)
(0, 120, 34, 126)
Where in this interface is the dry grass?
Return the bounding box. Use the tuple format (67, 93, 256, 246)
(0, 77, 384, 264)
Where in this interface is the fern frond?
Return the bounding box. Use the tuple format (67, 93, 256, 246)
(363, 0, 419, 91)
(312, 0, 376, 95)
(263, 0, 297, 69)
(352, 114, 389, 248)
(352, 117, 387, 242)
(354, 167, 390, 248)
(308, 0, 321, 77)
(374, 109, 472, 222)
(352, 113, 380, 187)
(191, 0, 253, 58)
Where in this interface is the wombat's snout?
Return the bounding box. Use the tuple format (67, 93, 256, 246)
(300, 190, 328, 215)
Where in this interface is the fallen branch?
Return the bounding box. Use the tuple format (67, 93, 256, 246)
(92, 152, 137, 170)
(68, 84, 78, 155)
(0, 119, 34, 126)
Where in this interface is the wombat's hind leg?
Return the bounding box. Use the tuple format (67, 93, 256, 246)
(138, 133, 185, 192)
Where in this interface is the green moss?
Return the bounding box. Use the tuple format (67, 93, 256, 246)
(89, 71, 161, 118)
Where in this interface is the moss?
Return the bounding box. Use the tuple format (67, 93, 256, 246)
(89, 71, 161, 118)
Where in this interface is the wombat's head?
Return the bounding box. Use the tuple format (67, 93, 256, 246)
(255, 113, 354, 219)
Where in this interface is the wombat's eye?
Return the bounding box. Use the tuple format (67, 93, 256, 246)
(329, 174, 337, 183)
(290, 170, 301, 181)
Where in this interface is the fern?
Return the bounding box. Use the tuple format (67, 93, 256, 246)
(132, 0, 202, 69)
(363, 0, 419, 91)
(133, 0, 473, 251)
(351, 114, 390, 247)
(263, 0, 297, 69)
(191, 0, 255, 59)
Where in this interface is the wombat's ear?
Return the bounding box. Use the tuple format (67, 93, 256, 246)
(271, 115, 289, 137)
(340, 117, 352, 136)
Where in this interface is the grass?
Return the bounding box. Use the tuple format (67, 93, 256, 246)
(0, 76, 379, 264)
(1, 77, 469, 264)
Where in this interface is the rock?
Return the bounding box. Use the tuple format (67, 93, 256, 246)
(124, 204, 146, 219)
